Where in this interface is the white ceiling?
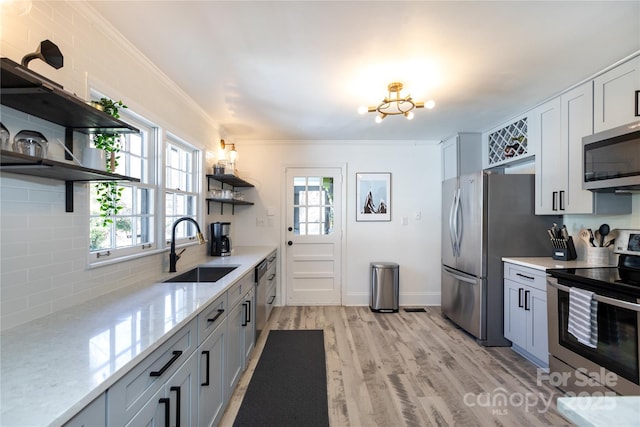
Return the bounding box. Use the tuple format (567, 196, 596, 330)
(90, 1, 640, 142)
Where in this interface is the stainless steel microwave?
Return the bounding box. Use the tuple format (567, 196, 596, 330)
(583, 120, 640, 191)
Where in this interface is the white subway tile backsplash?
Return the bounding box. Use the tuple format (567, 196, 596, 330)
(1, 1, 218, 330)
(1, 296, 28, 318)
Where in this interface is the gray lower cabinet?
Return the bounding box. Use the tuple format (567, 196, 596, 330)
(70, 268, 261, 426)
(125, 352, 198, 426)
(63, 394, 106, 427)
(198, 318, 227, 427)
(226, 272, 256, 398)
(107, 320, 198, 426)
(503, 262, 549, 368)
(266, 251, 277, 321)
(243, 286, 256, 364)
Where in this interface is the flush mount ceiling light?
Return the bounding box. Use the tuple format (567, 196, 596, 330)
(358, 82, 435, 123)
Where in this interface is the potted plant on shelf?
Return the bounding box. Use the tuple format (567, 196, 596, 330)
(92, 97, 127, 226)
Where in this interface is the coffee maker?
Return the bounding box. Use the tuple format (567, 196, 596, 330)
(210, 222, 231, 256)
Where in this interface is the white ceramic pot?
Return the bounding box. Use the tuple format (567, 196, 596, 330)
(82, 147, 106, 171)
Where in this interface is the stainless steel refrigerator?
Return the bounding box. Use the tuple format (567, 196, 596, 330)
(441, 171, 560, 346)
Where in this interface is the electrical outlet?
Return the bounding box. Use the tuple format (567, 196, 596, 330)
(256, 217, 265, 227)
(401, 216, 408, 226)
(414, 210, 421, 220)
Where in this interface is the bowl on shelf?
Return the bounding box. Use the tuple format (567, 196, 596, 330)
(14, 130, 48, 158)
(1, 123, 10, 151)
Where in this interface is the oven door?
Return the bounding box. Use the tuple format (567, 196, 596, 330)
(547, 277, 640, 395)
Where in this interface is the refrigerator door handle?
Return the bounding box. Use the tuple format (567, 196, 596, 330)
(453, 188, 462, 256)
(448, 189, 458, 256)
(442, 266, 477, 284)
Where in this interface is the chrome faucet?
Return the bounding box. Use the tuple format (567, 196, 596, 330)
(169, 217, 206, 272)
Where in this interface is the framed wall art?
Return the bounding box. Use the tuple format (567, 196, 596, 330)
(356, 172, 391, 221)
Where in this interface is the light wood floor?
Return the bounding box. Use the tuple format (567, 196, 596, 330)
(220, 306, 572, 427)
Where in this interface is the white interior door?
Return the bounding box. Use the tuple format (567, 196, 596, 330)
(285, 167, 343, 305)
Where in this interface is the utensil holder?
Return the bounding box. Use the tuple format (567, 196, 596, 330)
(551, 237, 577, 261)
(586, 247, 611, 265)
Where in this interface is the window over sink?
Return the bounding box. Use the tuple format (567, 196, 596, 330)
(89, 110, 157, 260)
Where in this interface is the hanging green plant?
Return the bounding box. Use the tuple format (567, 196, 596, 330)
(92, 97, 127, 227)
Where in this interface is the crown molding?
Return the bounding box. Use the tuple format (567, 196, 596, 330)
(69, 1, 219, 133)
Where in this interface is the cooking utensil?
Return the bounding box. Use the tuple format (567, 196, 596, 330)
(579, 229, 592, 246)
(587, 228, 596, 247)
(561, 225, 570, 240)
(598, 224, 610, 247)
(595, 230, 602, 247)
(603, 229, 618, 248)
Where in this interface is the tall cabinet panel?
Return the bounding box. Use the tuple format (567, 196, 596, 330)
(593, 56, 640, 133)
(532, 97, 562, 214)
(560, 82, 594, 213)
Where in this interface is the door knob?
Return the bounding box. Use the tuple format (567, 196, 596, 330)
(288, 227, 293, 232)
(287, 241, 293, 246)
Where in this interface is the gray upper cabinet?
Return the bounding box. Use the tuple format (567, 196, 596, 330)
(531, 81, 631, 215)
(441, 132, 482, 181)
(593, 55, 640, 133)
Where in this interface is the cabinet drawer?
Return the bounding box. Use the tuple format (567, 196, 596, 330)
(198, 292, 227, 344)
(267, 250, 277, 267)
(107, 320, 197, 426)
(228, 271, 255, 308)
(63, 394, 106, 427)
(504, 263, 547, 292)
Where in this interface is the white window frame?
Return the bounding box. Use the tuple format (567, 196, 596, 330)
(88, 104, 160, 265)
(164, 134, 202, 248)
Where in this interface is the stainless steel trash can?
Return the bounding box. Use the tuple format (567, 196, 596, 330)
(370, 262, 399, 312)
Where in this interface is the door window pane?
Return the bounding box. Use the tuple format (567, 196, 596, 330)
(292, 176, 334, 236)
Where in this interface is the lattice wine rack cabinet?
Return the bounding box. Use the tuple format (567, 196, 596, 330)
(487, 117, 528, 165)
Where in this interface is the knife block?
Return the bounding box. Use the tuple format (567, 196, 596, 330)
(551, 237, 577, 261)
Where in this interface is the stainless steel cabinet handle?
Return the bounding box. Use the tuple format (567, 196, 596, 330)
(516, 273, 535, 281)
(524, 290, 530, 311)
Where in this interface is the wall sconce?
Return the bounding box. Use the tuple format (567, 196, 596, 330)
(218, 139, 238, 175)
(221, 140, 238, 163)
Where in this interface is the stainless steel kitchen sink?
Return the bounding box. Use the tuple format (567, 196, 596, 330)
(164, 266, 238, 283)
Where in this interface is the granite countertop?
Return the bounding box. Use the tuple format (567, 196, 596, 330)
(0, 245, 275, 427)
(501, 256, 616, 271)
(558, 396, 640, 426)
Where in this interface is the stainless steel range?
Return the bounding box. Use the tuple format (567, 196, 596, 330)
(546, 229, 640, 396)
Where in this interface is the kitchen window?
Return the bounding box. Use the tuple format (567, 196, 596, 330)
(89, 111, 157, 261)
(165, 137, 200, 246)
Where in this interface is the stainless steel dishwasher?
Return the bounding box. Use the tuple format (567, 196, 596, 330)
(254, 258, 268, 339)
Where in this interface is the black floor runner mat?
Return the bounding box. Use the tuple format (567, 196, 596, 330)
(233, 329, 329, 427)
